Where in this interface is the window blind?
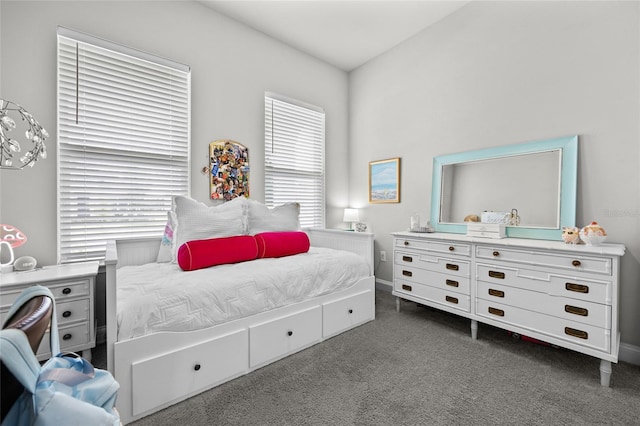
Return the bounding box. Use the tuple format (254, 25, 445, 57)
(264, 93, 325, 228)
(57, 28, 190, 263)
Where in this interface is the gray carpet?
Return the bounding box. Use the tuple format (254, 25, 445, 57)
(94, 289, 640, 425)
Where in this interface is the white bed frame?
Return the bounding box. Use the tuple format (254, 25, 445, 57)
(105, 229, 375, 424)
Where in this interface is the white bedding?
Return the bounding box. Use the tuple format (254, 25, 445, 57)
(116, 247, 370, 340)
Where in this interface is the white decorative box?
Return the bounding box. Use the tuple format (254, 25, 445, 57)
(481, 211, 510, 224)
(467, 222, 506, 239)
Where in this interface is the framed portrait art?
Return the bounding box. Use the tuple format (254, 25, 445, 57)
(369, 158, 400, 203)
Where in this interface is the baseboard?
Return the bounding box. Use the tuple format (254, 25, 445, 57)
(375, 278, 392, 292)
(97, 325, 107, 345)
(619, 342, 640, 366)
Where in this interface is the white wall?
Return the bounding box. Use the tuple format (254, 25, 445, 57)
(350, 1, 640, 349)
(0, 0, 349, 266)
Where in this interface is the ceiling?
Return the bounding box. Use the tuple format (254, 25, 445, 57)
(199, 1, 472, 71)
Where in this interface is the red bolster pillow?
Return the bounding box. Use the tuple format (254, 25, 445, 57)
(254, 231, 310, 259)
(177, 235, 258, 271)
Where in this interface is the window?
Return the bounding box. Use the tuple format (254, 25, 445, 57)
(57, 27, 190, 263)
(264, 93, 325, 228)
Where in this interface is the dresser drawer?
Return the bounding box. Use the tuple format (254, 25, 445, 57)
(395, 263, 470, 295)
(477, 281, 611, 329)
(395, 280, 470, 312)
(249, 306, 322, 368)
(395, 253, 470, 279)
(476, 298, 610, 353)
(394, 238, 471, 257)
(476, 263, 612, 304)
(476, 246, 612, 275)
(132, 329, 248, 416)
(323, 290, 374, 338)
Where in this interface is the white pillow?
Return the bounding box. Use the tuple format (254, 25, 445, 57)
(173, 196, 248, 260)
(156, 210, 177, 263)
(247, 200, 300, 234)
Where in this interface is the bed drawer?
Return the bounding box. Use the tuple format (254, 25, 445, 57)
(250, 306, 322, 368)
(323, 290, 374, 338)
(131, 329, 248, 416)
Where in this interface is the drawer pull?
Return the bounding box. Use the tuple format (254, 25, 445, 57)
(404, 241, 410, 246)
(63, 333, 72, 341)
(445, 296, 458, 304)
(194, 364, 201, 371)
(492, 251, 500, 257)
(566, 282, 589, 294)
(402, 270, 413, 277)
(488, 288, 504, 298)
(565, 327, 588, 339)
(402, 256, 413, 262)
(488, 307, 504, 317)
(446, 263, 459, 271)
(572, 260, 581, 267)
(448, 246, 455, 252)
(62, 288, 72, 295)
(565, 305, 588, 317)
(287, 331, 293, 337)
(402, 284, 412, 292)
(445, 279, 459, 287)
(62, 311, 72, 318)
(488, 270, 505, 279)
(348, 309, 353, 314)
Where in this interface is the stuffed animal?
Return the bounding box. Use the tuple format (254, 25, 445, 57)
(464, 214, 480, 222)
(561, 226, 580, 244)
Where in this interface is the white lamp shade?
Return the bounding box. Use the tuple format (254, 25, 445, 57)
(343, 208, 360, 223)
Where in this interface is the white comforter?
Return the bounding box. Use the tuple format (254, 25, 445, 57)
(116, 247, 370, 340)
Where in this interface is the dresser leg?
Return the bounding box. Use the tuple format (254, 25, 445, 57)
(599, 359, 612, 387)
(82, 348, 92, 362)
(395, 297, 400, 312)
(471, 320, 478, 340)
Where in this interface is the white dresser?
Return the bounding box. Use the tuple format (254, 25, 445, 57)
(0, 262, 99, 361)
(392, 231, 625, 386)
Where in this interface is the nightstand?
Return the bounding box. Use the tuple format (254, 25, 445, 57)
(0, 261, 99, 361)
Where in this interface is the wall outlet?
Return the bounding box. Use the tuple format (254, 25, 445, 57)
(380, 251, 387, 262)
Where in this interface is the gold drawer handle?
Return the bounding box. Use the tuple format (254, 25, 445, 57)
(445, 296, 458, 304)
(565, 305, 588, 317)
(445, 279, 459, 287)
(404, 241, 410, 246)
(572, 260, 581, 267)
(492, 251, 500, 257)
(448, 246, 455, 252)
(402, 256, 413, 262)
(488, 270, 505, 279)
(488, 307, 504, 317)
(566, 282, 589, 294)
(488, 288, 504, 298)
(446, 263, 459, 271)
(565, 327, 588, 339)
(402, 270, 413, 277)
(402, 284, 412, 292)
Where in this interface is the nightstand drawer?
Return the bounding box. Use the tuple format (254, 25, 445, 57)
(37, 322, 91, 356)
(57, 298, 91, 325)
(48, 278, 91, 300)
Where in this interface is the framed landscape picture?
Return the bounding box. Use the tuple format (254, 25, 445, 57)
(369, 158, 400, 203)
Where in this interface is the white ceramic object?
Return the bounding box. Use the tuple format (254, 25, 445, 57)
(580, 221, 607, 246)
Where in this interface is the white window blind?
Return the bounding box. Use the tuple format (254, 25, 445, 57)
(264, 93, 325, 228)
(57, 27, 190, 263)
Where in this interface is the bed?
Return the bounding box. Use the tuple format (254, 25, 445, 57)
(105, 197, 375, 424)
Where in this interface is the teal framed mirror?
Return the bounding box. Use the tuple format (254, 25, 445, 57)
(430, 135, 578, 240)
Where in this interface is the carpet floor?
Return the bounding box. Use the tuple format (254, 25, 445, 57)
(94, 289, 640, 425)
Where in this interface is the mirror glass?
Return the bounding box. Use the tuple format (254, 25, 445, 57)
(430, 136, 578, 240)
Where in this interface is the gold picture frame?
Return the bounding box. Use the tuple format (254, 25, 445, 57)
(369, 158, 400, 203)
